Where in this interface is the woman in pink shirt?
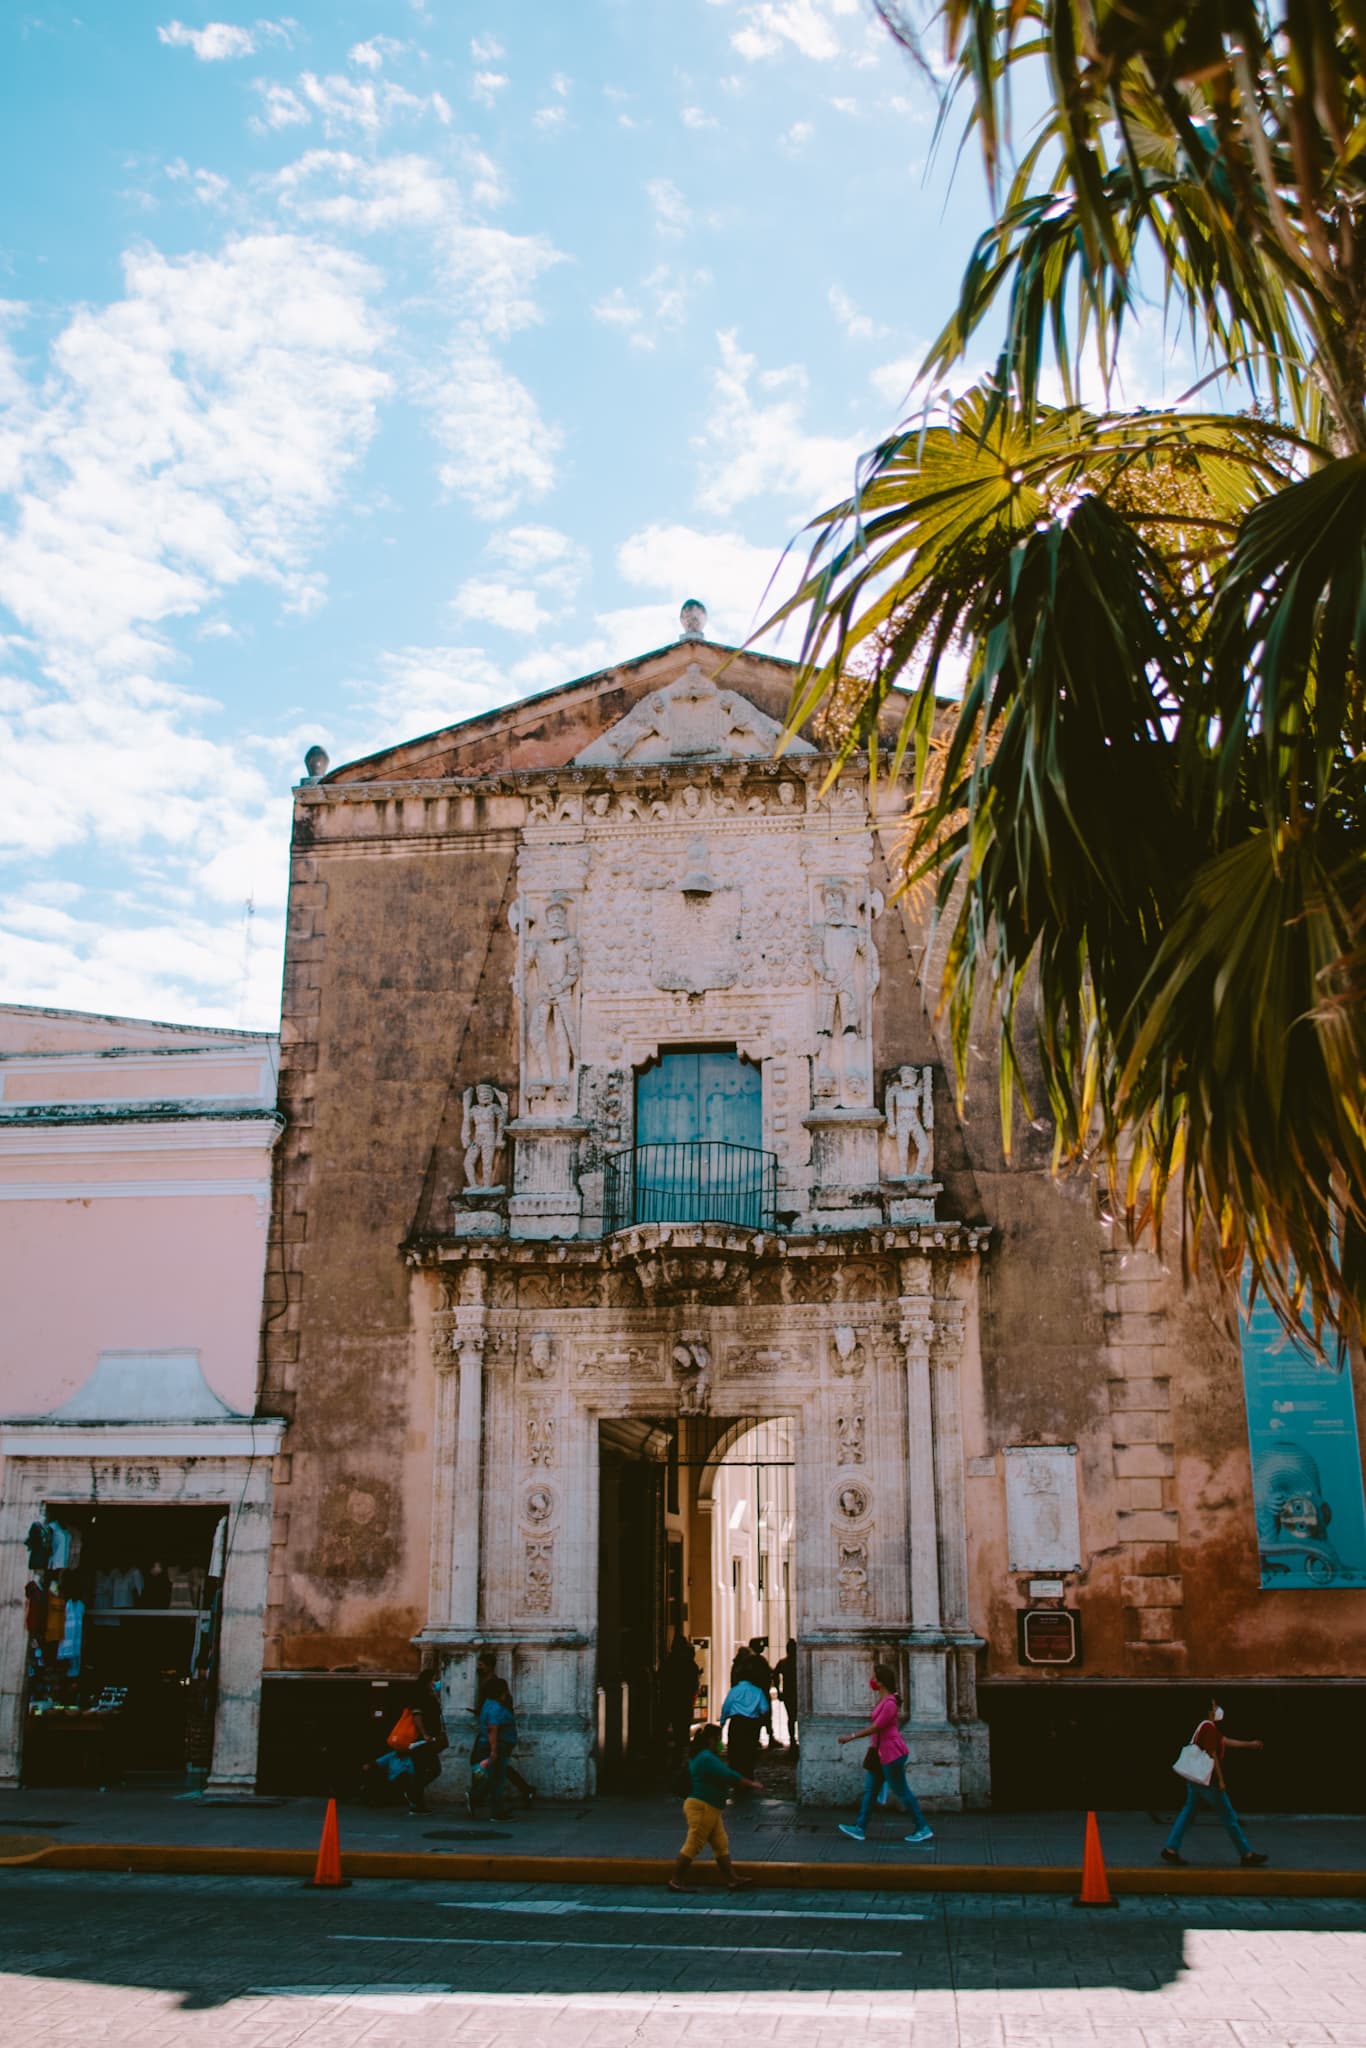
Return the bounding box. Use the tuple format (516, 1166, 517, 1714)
(837, 1662, 934, 1845)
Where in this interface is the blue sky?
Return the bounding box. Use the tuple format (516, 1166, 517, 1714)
(0, 1, 1005, 1030)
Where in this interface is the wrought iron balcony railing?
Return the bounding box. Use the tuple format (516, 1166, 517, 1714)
(603, 1140, 778, 1235)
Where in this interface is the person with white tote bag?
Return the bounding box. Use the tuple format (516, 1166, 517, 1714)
(1161, 1697, 1269, 1867)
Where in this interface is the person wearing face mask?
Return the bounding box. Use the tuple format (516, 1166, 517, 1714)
(1162, 1698, 1268, 1868)
(836, 1663, 934, 1845)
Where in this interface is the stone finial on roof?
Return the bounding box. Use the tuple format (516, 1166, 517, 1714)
(303, 745, 330, 783)
(679, 598, 708, 641)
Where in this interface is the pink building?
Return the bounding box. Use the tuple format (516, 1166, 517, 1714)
(0, 1004, 283, 1790)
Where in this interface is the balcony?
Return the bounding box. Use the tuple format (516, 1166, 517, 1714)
(603, 1139, 778, 1234)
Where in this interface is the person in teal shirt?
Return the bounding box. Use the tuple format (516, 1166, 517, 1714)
(669, 1723, 761, 1893)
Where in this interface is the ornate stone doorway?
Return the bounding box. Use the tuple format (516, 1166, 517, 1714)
(594, 1412, 795, 1787)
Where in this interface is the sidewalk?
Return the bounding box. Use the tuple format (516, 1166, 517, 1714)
(3, 1782, 1363, 1895)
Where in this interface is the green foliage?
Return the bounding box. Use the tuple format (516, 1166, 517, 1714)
(774, 8, 1366, 1345)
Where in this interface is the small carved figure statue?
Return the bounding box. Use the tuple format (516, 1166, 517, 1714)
(461, 1081, 509, 1189)
(812, 881, 869, 1039)
(672, 1339, 713, 1416)
(836, 1412, 866, 1466)
(524, 897, 582, 1089)
(831, 1325, 865, 1377)
(886, 1063, 934, 1181)
(525, 1331, 554, 1380)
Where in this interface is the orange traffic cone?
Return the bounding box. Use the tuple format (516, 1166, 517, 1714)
(1072, 1809, 1118, 1908)
(304, 1797, 350, 1889)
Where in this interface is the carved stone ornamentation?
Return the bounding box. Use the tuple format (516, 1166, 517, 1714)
(573, 664, 817, 767)
(810, 879, 882, 1107)
(576, 1344, 662, 1380)
(672, 1339, 713, 1415)
(527, 1408, 555, 1467)
(837, 1539, 870, 1612)
(830, 1325, 867, 1377)
(524, 1483, 555, 1525)
(836, 1411, 866, 1465)
(462, 1082, 510, 1189)
(523, 1536, 554, 1612)
(834, 1481, 871, 1521)
(522, 1330, 556, 1379)
(515, 894, 582, 1104)
(724, 1343, 811, 1378)
(885, 1065, 934, 1182)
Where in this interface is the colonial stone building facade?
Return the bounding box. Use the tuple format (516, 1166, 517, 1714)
(260, 612, 1366, 1810)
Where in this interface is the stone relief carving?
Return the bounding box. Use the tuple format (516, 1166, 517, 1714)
(461, 1082, 510, 1189)
(523, 1537, 554, 1612)
(837, 1539, 870, 1612)
(724, 1343, 812, 1378)
(523, 1331, 556, 1380)
(527, 1409, 555, 1467)
(810, 878, 882, 1105)
(830, 1325, 867, 1377)
(573, 665, 817, 767)
(836, 1411, 866, 1465)
(672, 1339, 713, 1415)
(651, 842, 741, 995)
(514, 894, 582, 1105)
(885, 1064, 934, 1181)
(576, 1344, 663, 1380)
(524, 1483, 555, 1525)
(834, 1481, 871, 1521)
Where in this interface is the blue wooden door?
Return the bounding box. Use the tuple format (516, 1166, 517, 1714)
(635, 1051, 761, 1148)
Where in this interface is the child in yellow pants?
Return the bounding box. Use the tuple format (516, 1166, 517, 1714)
(670, 1723, 761, 1893)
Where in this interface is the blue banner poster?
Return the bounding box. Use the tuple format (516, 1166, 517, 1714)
(1240, 1290, 1366, 1589)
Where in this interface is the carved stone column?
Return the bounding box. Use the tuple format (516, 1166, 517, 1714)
(425, 1291, 487, 1634)
(449, 1308, 487, 1630)
(899, 1254, 946, 1726)
(931, 1296, 970, 1632)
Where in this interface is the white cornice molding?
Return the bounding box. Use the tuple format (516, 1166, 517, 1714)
(0, 1116, 283, 1159)
(0, 1176, 273, 1203)
(0, 1417, 286, 1460)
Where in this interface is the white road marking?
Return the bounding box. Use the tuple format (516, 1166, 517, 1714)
(330, 1932, 902, 1959)
(440, 1896, 924, 1924)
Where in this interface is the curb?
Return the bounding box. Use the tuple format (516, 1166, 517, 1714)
(3, 1840, 1363, 1898)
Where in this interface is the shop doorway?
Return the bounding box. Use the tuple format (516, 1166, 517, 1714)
(595, 1413, 795, 1788)
(22, 1502, 227, 1787)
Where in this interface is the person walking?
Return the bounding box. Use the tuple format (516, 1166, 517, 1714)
(837, 1662, 934, 1845)
(719, 1657, 769, 1780)
(467, 1650, 535, 1811)
(669, 1723, 761, 1894)
(776, 1637, 799, 1752)
(662, 1631, 702, 1761)
(1162, 1699, 1268, 1867)
(469, 1675, 527, 1820)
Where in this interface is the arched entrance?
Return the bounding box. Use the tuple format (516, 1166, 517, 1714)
(699, 1418, 795, 1742)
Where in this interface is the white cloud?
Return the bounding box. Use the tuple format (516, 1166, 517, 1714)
(781, 119, 814, 151)
(419, 343, 561, 518)
(472, 69, 509, 108)
(296, 70, 452, 136)
(693, 329, 861, 517)
(158, 19, 256, 61)
(349, 36, 407, 70)
(357, 642, 509, 747)
(592, 265, 708, 351)
(470, 33, 504, 62)
(682, 105, 717, 129)
(869, 354, 920, 408)
(828, 283, 886, 341)
(488, 524, 586, 598)
(731, 0, 859, 62)
(252, 81, 309, 130)
(451, 578, 551, 634)
(647, 177, 691, 237)
(275, 149, 451, 230)
(164, 160, 231, 206)
(0, 899, 289, 1031)
(616, 521, 797, 643)
(533, 104, 567, 134)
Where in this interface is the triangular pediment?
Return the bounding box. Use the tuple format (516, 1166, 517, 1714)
(573, 663, 815, 767)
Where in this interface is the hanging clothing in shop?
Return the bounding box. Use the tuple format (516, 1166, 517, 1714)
(46, 1522, 72, 1571)
(96, 1566, 144, 1609)
(58, 1597, 85, 1676)
(24, 1580, 48, 1638)
(43, 1586, 67, 1652)
(26, 1523, 51, 1571)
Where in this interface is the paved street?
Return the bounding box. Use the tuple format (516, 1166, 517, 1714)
(3, 1870, 1366, 2046)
